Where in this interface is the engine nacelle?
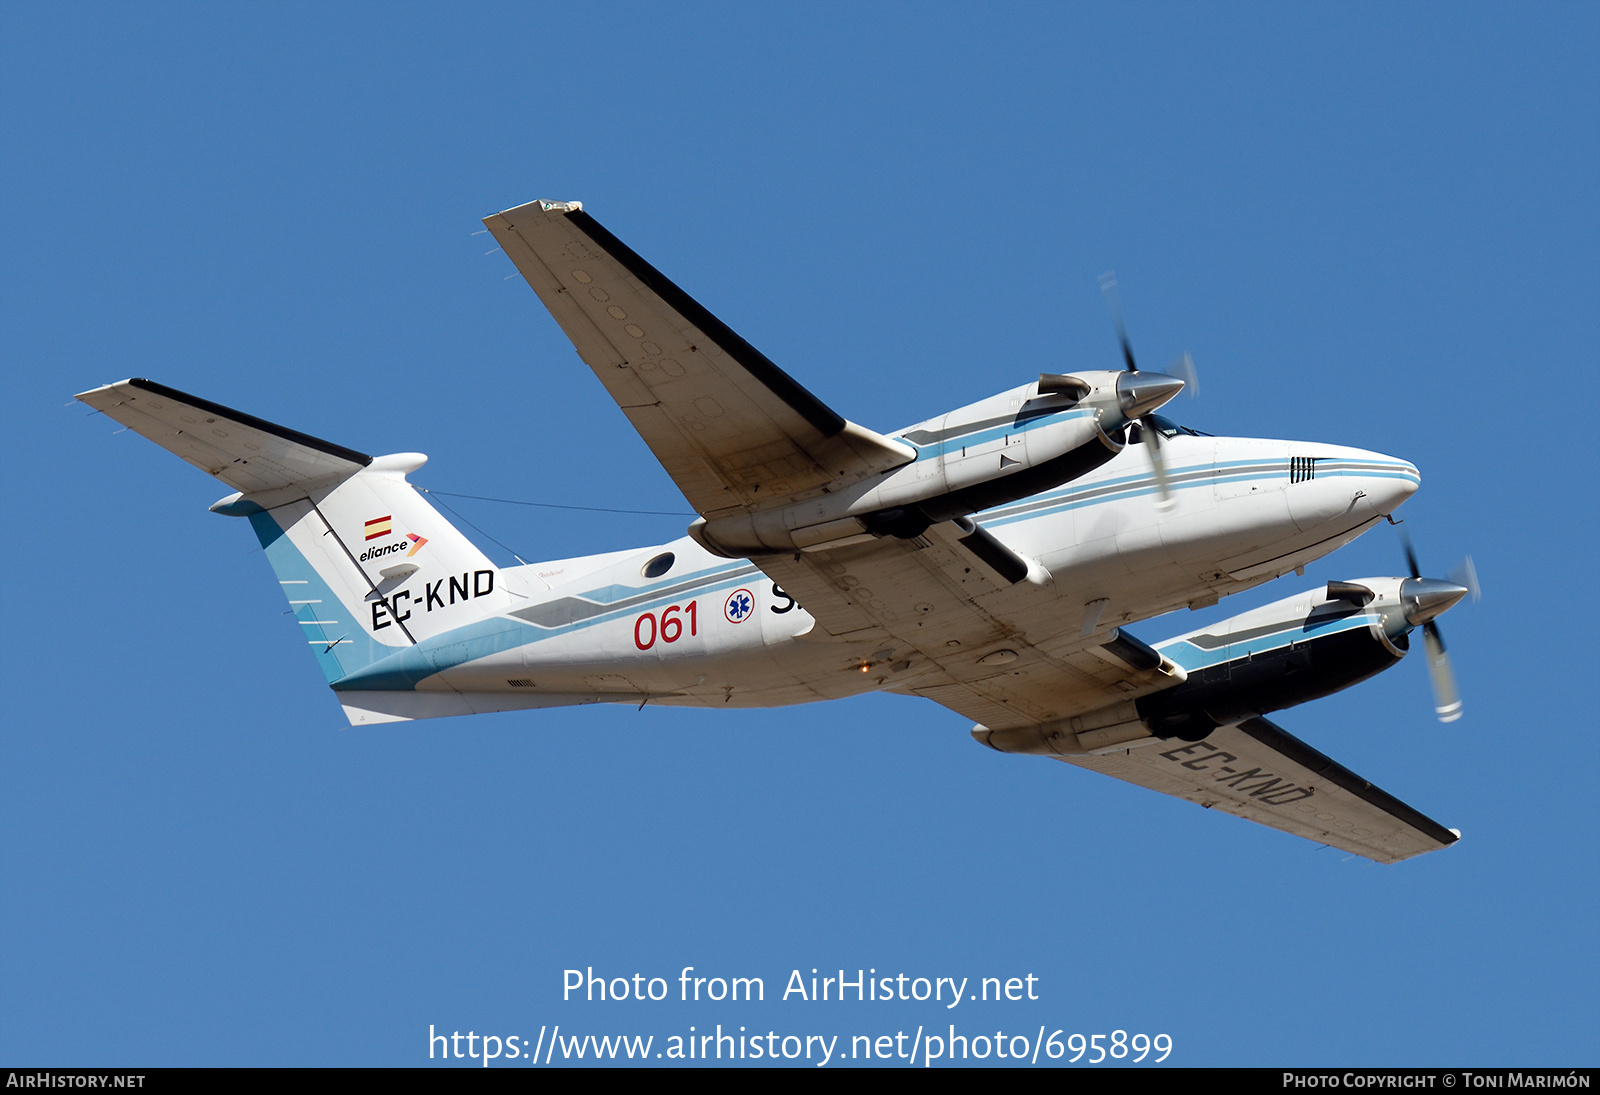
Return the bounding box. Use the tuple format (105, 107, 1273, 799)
(1135, 577, 1419, 741)
(692, 370, 1158, 556)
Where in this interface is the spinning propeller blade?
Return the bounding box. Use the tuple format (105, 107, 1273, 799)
(1100, 272, 1187, 506)
(1168, 350, 1199, 399)
(1422, 622, 1462, 723)
(1098, 271, 1138, 372)
(1448, 555, 1481, 604)
(1399, 531, 1473, 723)
(1144, 419, 1172, 506)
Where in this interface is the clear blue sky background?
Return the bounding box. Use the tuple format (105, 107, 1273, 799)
(3, 1, 1595, 1068)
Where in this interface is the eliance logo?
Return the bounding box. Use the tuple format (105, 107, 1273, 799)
(359, 519, 429, 563)
(359, 540, 408, 562)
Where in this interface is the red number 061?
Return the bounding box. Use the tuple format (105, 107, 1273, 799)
(634, 601, 697, 650)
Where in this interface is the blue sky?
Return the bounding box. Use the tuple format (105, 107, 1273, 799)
(3, 1, 1596, 1067)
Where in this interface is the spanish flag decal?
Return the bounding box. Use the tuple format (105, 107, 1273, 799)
(364, 515, 392, 540)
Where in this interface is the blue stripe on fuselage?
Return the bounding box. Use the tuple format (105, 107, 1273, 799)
(332, 451, 1416, 689)
(332, 562, 759, 691)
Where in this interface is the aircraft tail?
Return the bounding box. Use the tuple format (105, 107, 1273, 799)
(75, 379, 506, 688)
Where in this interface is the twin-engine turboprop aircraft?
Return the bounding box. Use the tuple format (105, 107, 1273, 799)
(77, 198, 1471, 864)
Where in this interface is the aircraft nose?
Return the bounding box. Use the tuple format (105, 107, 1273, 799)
(1326, 446, 1419, 520)
(1401, 578, 1470, 625)
(1362, 453, 1420, 516)
(1286, 446, 1418, 533)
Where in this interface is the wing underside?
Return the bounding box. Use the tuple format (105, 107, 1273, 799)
(75, 378, 371, 493)
(484, 200, 912, 517)
(1061, 716, 1458, 863)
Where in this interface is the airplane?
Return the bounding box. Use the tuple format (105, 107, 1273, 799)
(76, 198, 1474, 864)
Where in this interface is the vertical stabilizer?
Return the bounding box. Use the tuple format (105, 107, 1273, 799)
(219, 455, 506, 683)
(75, 380, 506, 687)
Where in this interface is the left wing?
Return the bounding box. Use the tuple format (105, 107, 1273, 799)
(1032, 716, 1460, 863)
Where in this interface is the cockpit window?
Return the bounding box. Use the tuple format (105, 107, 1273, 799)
(1132, 414, 1212, 442)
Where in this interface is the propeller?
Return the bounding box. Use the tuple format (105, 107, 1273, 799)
(1168, 349, 1199, 399)
(1447, 555, 1481, 604)
(1399, 532, 1475, 723)
(1099, 272, 1189, 507)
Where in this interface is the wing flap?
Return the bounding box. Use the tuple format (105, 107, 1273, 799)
(1062, 717, 1458, 863)
(756, 509, 1197, 728)
(75, 379, 370, 493)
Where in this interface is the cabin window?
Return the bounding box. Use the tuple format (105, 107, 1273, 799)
(641, 552, 675, 579)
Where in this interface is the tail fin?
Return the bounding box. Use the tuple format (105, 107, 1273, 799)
(225, 454, 504, 684)
(76, 380, 504, 686)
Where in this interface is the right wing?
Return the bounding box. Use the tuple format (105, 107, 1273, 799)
(487, 200, 1173, 722)
(484, 200, 913, 518)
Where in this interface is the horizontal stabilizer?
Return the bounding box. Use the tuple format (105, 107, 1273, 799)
(76, 378, 371, 493)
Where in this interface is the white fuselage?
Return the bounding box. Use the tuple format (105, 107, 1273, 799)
(385, 433, 1418, 709)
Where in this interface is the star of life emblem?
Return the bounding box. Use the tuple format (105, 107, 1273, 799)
(724, 588, 754, 624)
